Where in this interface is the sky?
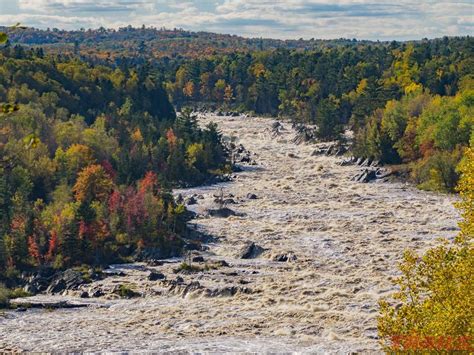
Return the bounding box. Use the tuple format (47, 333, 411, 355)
(0, 0, 472, 40)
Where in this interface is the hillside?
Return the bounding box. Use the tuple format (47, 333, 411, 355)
(2, 26, 380, 59)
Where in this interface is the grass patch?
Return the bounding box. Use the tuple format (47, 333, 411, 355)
(115, 284, 140, 299)
(0, 284, 31, 309)
(175, 262, 203, 273)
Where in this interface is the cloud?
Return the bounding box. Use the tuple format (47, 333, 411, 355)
(18, 0, 154, 12)
(1, 0, 472, 40)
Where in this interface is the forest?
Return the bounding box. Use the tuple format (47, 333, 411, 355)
(1, 27, 472, 283)
(0, 38, 228, 285)
(163, 37, 473, 192)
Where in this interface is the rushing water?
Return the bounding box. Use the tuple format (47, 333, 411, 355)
(0, 114, 459, 352)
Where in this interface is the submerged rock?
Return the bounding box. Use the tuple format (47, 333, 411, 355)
(206, 286, 253, 298)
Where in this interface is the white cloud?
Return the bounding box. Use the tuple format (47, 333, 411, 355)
(1, 0, 473, 40)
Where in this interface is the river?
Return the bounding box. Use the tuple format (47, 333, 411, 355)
(0, 114, 459, 352)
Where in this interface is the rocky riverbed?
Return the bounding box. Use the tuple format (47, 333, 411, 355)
(0, 114, 459, 352)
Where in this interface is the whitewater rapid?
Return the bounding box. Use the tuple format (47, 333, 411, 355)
(0, 114, 459, 352)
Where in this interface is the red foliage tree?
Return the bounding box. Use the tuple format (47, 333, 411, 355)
(108, 189, 122, 213)
(123, 187, 147, 234)
(28, 236, 41, 265)
(46, 231, 58, 262)
(166, 128, 177, 148)
(139, 171, 159, 194)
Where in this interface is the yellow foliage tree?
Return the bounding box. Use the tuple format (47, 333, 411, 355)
(378, 147, 474, 351)
(224, 84, 234, 103)
(183, 81, 195, 98)
(456, 148, 474, 240)
(73, 164, 113, 203)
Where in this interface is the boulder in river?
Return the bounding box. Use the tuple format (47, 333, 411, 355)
(273, 252, 297, 262)
(185, 196, 197, 205)
(239, 242, 266, 259)
(148, 272, 166, 281)
(207, 207, 244, 218)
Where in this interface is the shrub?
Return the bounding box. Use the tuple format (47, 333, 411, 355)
(413, 149, 462, 192)
(115, 284, 140, 298)
(0, 283, 9, 308)
(8, 288, 31, 299)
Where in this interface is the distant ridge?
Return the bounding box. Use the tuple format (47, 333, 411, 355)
(1, 25, 394, 58)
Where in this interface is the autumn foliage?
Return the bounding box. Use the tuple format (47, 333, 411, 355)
(378, 147, 474, 351)
(0, 47, 227, 275)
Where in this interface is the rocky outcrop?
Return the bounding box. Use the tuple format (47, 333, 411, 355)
(10, 298, 91, 309)
(163, 278, 253, 299)
(312, 142, 348, 157)
(216, 110, 240, 117)
(351, 167, 392, 183)
(231, 143, 257, 165)
(292, 123, 317, 145)
(46, 269, 87, 295)
(339, 156, 381, 168)
(271, 121, 285, 137)
(22, 268, 55, 294)
(23, 267, 101, 296)
(337, 156, 391, 183)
